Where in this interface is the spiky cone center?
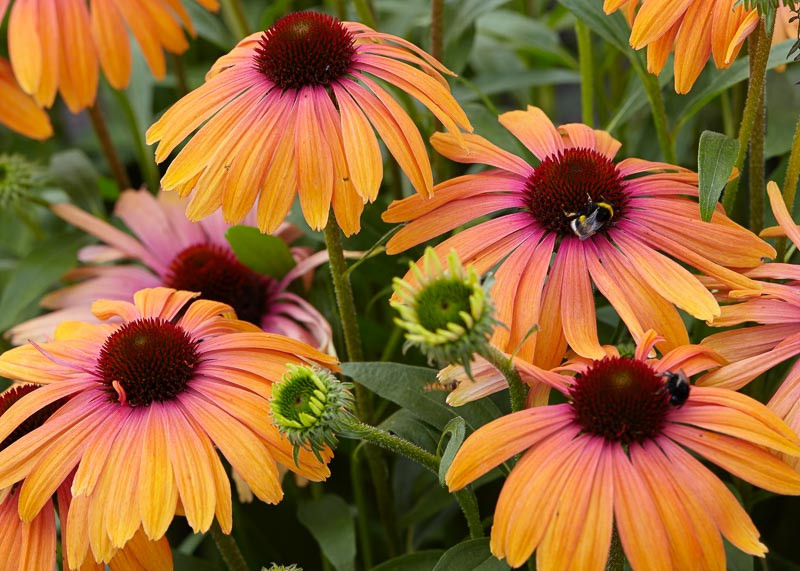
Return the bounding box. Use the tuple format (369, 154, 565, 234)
(254, 11, 356, 90)
(392, 248, 495, 367)
(569, 357, 677, 445)
(526, 148, 628, 236)
(271, 365, 353, 463)
(164, 243, 269, 326)
(95, 318, 199, 407)
(0, 384, 65, 451)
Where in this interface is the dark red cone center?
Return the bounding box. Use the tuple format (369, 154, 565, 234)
(526, 148, 627, 236)
(96, 318, 199, 407)
(0, 384, 66, 451)
(569, 357, 672, 444)
(164, 243, 269, 325)
(254, 11, 356, 90)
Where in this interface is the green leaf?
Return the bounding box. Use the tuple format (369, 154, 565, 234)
(438, 417, 466, 486)
(225, 226, 296, 279)
(173, 552, 224, 571)
(0, 231, 86, 332)
(340, 362, 503, 432)
(48, 151, 103, 216)
(296, 494, 356, 571)
(697, 131, 739, 222)
(558, 0, 638, 63)
(433, 539, 510, 571)
(724, 538, 754, 571)
(372, 551, 445, 571)
(379, 409, 441, 453)
(184, 0, 232, 49)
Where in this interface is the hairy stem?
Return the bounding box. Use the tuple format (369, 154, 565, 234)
(723, 20, 774, 214)
(209, 521, 249, 571)
(777, 116, 800, 260)
(480, 344, 528, 413)
(87, 103, 131, 191)
(113, 89, 160, 194)
(576, 19, 594, 127)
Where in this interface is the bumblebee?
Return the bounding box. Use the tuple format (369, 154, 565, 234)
(657, 370, 690, 407)
(565, 198, 614, 240)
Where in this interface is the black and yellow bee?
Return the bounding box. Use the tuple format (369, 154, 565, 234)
(658, 370, 690, 407)
(565, 197, 615, 240)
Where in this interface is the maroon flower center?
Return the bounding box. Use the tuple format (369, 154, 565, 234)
(569, 357, 672, 444)
(164, 243, 268, 325)
(254, 11, 356, 90)
(525, 148, 627, 236)
(96, 318, 199, 407)
(0, 385, 65, 451)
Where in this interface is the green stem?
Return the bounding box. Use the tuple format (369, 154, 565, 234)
(220, 0, 250, 40)
(323, 215, 365, 361)
(334, 0, 348, 19)
(113, 89, 161, 194)
(171, 54, 189, 97)
(576, 19, 594, 127)
(723, 20, 774, 214)
(209, 521, 249, 571)
(352, 0, 377, 28)
(86, 103, 131, 191)
(749, 82, 766, 234)
(345, 419, 483, 539)
(777, 116, 800, 260)
(720, 91, 735, 138)
(480, 344, 527, 413)
(350, 445, 374, 568)
(635, 67, 676, 164)
(606, 526, 625, 571)
(430, 0, 445, 181)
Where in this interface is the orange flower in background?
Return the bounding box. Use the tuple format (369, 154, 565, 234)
(146, 11, 472, 236)
(0, 0, 219, 113)
(0, 288, 337, 567)
(603, 0, 760, 93)
(384, 106, 772, 368)
(0, 58, 52, 140)
(446, 332, 800, 569)
(0, 385, 173, 570)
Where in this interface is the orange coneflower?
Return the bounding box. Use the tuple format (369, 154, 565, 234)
(0, 58, 52, 140)
(7, 189, 334, 353)
(0, 287, 337, 567)
(146, 11, 472, 236)
(699, 183, 800, 466)
(0, 0, 218, 113)
(384, 106, 772, 368)
(446, 331, 800, 569)
(0, 385, 173, 570)
(603, 0, 760, 93)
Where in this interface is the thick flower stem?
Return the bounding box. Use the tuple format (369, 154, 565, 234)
(345, 419, 484, 539)
(576, 19, 594, 127)
(635, 68, 676, 164)
(723, 20, 774, 214)
(86, 103, 131, 191)
(749, 87, 766, 233)
(431, 0, 445, 180)
(480, 344, 528, 413)
(777, 116, 800, 260)
(220, 0, 250, 40)
(209, 520, 249, 571)
(113, 89, 161, 194)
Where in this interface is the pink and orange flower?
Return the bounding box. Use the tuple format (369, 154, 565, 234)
(7, 189, 333, 353)
(0, 385, 173, 570)
(446, 332, 800, 569)
(603, 0, 760, 93)
(0, 288, 337, 567)
(0, 0, 218, 113)
(384, 106, 772, 368)
(146, 11, 472, 236)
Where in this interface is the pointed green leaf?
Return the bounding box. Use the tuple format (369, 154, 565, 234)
(297, 494, 356, 571)
(698, 131, 739, 222)
(438, 417, 466, 486)
(433, 539, 510, 571)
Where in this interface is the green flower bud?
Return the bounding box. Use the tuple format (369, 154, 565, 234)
(0, 154, 48, 210)
(391, 247, 498, 369)
(270, 365, 354, 465)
